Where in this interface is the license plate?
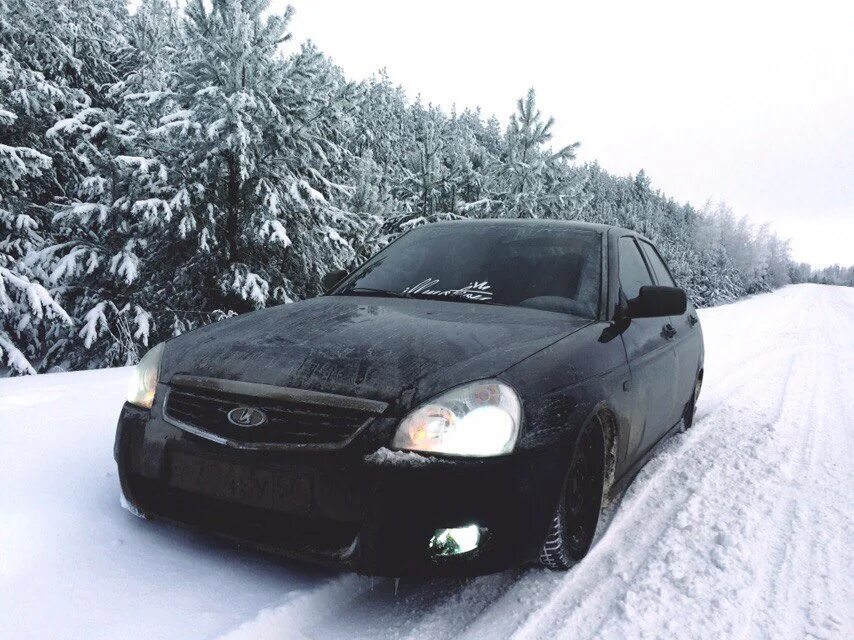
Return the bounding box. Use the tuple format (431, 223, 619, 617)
(168, 450, 312, 515)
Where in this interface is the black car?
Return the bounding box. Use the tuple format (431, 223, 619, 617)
(115, 220, 704, 576)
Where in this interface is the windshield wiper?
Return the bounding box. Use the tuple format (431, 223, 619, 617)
(402, 292, 511, 307)
(341, 287, 414, 299)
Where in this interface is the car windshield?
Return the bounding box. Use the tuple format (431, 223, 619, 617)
(334, 223, 602, 318)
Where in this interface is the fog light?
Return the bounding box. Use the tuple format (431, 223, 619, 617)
(429, 525, 482, 556)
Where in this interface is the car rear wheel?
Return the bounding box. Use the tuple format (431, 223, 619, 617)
(539, 415, 606, 570)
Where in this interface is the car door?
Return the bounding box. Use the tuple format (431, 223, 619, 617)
(617, 236, 679, 453)
(639, 239, 703, 417)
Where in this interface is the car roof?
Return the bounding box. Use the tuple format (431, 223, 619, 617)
(423, 218, 645, 240)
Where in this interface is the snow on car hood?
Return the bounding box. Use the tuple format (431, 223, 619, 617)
(159, 295, 590, 411)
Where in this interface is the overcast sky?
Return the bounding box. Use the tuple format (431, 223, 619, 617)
(273, 0, 853, 267)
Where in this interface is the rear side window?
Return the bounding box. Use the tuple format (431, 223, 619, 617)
(618, 237, 654, 299)
(640, 240, 676, 287)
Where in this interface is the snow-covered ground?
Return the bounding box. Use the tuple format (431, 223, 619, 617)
(1, 284, 852, 640)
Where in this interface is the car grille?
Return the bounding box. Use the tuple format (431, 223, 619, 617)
(163, 382, 378, 448)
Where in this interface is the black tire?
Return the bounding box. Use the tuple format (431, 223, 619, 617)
(539, 414, 606, 571)
(681, 374, 702, 431)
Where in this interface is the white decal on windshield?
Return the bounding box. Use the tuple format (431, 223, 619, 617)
(403, 278, 493, 301)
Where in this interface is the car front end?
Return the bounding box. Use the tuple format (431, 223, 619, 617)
(115, 350, 567, 577)
(115, 221, 610, 577)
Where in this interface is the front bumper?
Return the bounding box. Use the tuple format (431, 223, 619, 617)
(115, 401, 566, 577)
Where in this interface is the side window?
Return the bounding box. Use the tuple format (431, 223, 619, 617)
(640, 241, 676, 287)
(618, 237, 654, 300)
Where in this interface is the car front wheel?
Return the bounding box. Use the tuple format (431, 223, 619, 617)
(539, 415, 606, 570)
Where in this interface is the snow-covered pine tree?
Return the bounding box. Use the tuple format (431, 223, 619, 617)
(161, 0, 368, 304)
(0, 55, 73, 373)
(405, 100, 448, 218)
(43, 0, 374, 365)
(453, 110, 504, 217)
(498, 88, 581, 219)
(0, 0, 106, 372)
(29, 0, 169, 368)
(809, 264, 854, 286)
(436, 108, 494, 217)
(347, 72, 413, 212)
(755, 226, 793, 290)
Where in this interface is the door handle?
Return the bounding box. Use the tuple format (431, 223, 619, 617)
(661, 324, 677, 340)
(688, 314, 698, 327)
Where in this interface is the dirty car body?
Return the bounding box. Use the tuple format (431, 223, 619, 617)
(115, 220, 704, 577)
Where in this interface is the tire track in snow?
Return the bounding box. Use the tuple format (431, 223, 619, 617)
(741, 287, 854, 640)
(214, 575, 378, 640)
(798, 286, 854, 639)
(216, 571, 525, 640)
(505, 353, 801, 640)
(451, 349, 796, 640)
(398, 570, 528, 639)
(736, 355, 820, 640)
(730, 287, 822, 640)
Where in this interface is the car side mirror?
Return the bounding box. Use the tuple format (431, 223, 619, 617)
(626, 286, 687, 319)
(321, 268, 349, 293)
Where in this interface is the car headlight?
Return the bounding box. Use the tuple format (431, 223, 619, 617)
(126, 342, 165, 409)
(391, 380, 521, 457)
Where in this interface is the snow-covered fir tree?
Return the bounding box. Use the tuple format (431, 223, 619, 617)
(0, 58, 72, 372)
(40, 0, 375, 366)
(0, 0, 102, 372)
(497, 88, 582, 219)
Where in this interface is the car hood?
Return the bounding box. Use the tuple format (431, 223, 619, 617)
(159, 296, 591, 411)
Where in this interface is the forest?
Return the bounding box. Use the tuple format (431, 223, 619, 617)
(1, 0, 848, 375)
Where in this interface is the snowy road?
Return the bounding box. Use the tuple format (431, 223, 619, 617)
(2, 284, 852, 640)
